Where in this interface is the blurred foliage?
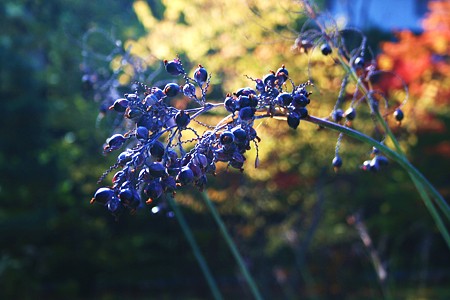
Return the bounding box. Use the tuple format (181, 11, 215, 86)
(0, 0, 448, 299)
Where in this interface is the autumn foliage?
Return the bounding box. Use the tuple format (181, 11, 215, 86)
(378, 1, 450, 137)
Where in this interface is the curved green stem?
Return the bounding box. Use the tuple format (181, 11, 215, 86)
(303, 115, 450, 249)
(201, 191, 264, 300)
(167, 196, 224, 300)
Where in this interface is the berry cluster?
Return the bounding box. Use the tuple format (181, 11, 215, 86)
(91, 59, 313, 217)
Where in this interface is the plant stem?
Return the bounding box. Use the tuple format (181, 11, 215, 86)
(335, 56, 450, 222)
(167, 196, 224, 300)
(201, 191, 264, 300)
(302, 115, 450, 249)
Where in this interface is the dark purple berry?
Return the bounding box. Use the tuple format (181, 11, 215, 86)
(332, 109, 344, 122)
(151, 87, 165, 100)
(320, 43, 332, 55)
(107, 197, 124, 216)
(237, 96, 251, 109)
(136, 126, 149, 140)
(238, 107, 255, 122)
(119, 188, 134, 205)
(287, 112, 300, 129)
(104, 134, 126, 152)
(394, 108, 404, 122)
(117, 151, 133, 165)
(275, 65, 289, 85)
(276, 93, 293, 107)
(164, 82, 180, 97)
(109, 98, 129, 112)
(220, 131, 235, 145)
(255, 79, 265, 92)
(291, 93, 309, 108)
(144, 180, 164, 201)
(295, 107, 308, 118)
(224, 95, 237, 113)
(183, 83, 196, 98)
(188, 163, 202, 178)
(231, 127, 247, 144)
(164, 59, 184, 76)
(353, 56, 365, 68)
(235, 87, 256, 97)
(175, 110, 190, 129)
(148, 162, 167, 178)
(91, 187, 115, 205)
(150, 140, 165, 161)
(374, 155, 389, 166)
(177, 166, 194, 186)
(192, 153, 208, 169)
(161, 176, 177, 193)
(332, 156, 343, 168)
(194, 65, 208, 85)
(263, 72, 277, 87)
(344, 107, 356, 120)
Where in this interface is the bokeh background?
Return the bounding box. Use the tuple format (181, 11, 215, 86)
(1, 0, 449, 299)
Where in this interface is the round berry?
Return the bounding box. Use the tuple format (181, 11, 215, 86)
(287, 112, 300, 129)
(220, 131, 235, 145)
(275, 65, 289, 85)
(105, 134, 126, 152)
(144, 180, 164, 201)
(263, 72, 277, 87)
(332, 156, 343, 168)
(109, 98, 129, 112)
(224, 95, 237, 113)
(394, 108, 404, 122)
(192, 153, 208, 169)
(374, 155, 389, 166)
(291, 93, 309, 108)
(136, 126, 149, 140)
(276, 93, 293, 107)
(295, 107, 308, 118)
(164, 59, 184, 76)
(255, 79, 265, 92)
(193, 65, 208, 85)
(177, 166, 194, 186)
(235, 87, 256, 97)
(164, 82, 180, 97)
(238, 107, 255, 122)
(91, 187, 115, 205)
(117, 151, 133, 165)
(320, 43, 332, 55)
(344, 107, 356, 120)
(183, 83, 196, 98)
(148, 162, 167, 178)
(150, 140, 165, 161)
(175, 110, 190, 129)
(332, 109, 344, 122)
(353, 56, 365, 68)
(231, 127, 247, 144)
(107, 197, 124, 216)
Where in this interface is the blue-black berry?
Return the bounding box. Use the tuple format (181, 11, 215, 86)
(320, 43, 332, 55)
(164, 82, 180, 97)
(194, 65, 208, 85)
(394, 108, 404, 122)
(175, 110, 190, 129)
(164, 59, 185, 76)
